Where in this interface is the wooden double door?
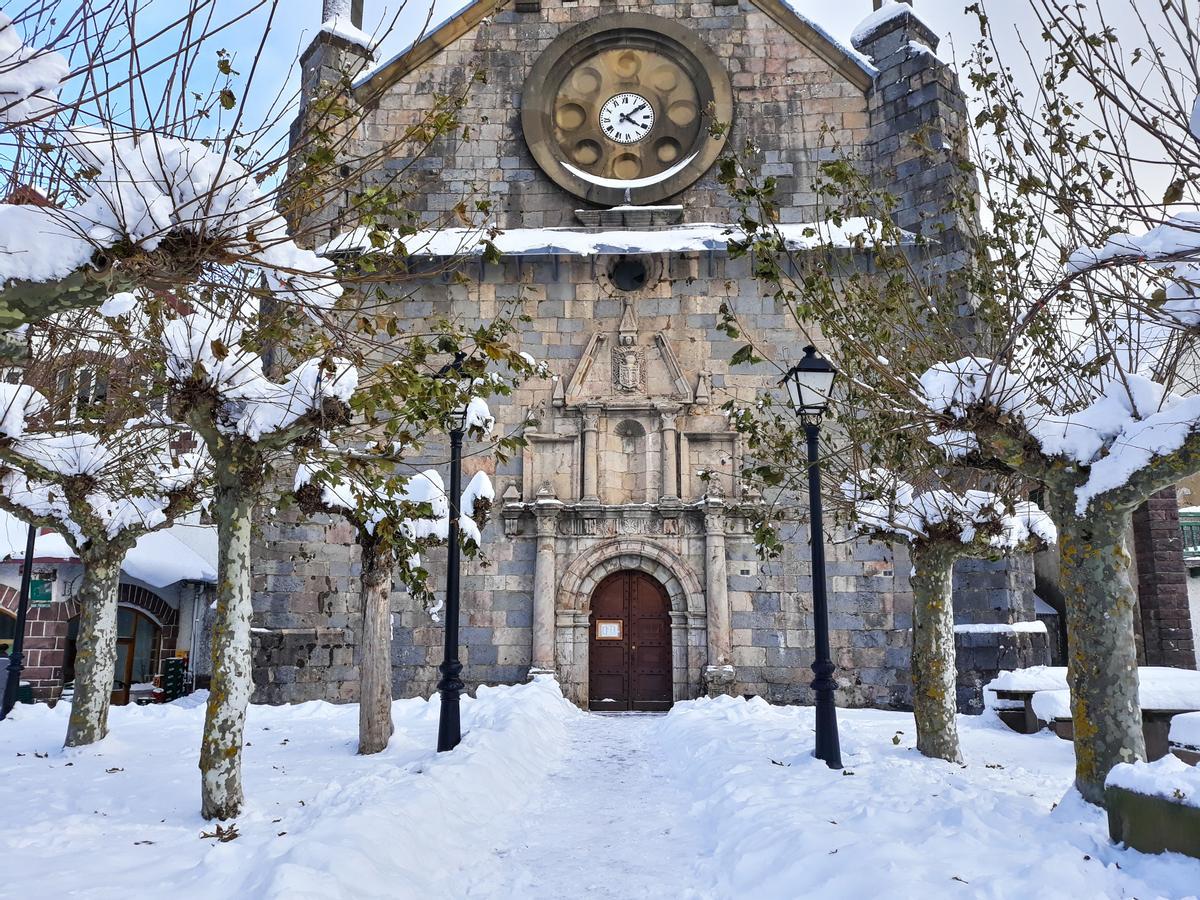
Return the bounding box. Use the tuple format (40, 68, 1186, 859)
(588, 571, 673, 711)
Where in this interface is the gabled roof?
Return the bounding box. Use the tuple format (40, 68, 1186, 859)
(352, 0, 875, 104)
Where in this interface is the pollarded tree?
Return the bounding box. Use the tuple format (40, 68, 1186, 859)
(841, 469, 1055, 762)
(296, 459, 493, 756)
(714, 0, 1200, 805)
(0, 309, 206, 746)
(157, 286, 357, 820)
(294, 339, 548, 754)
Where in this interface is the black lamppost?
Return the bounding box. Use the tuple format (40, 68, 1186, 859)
(436, 354, 468, 753)
(781, 345, 843, 769)
(1, 524, 38, 720)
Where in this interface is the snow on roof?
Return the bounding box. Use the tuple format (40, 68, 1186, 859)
(0, 509, 216, 587)
(352, 0, 475, 91)
(320, 218, 898, 259)
(851, 1, 936, 48)
(320, 16, 375, 51)
(779, 1, 876, 74)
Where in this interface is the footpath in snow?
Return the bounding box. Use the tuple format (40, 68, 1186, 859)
(1, 680, 1198, 899)
(466, 712, 718, 898)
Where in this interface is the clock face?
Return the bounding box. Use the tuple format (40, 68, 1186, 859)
(550, 47, 700, 183)
(599, 92, 655, 144)
(521, 14, 734, 204)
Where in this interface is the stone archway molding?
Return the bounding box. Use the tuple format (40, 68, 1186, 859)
(555, 537, 707, 707)
(558, 537, 705, 616)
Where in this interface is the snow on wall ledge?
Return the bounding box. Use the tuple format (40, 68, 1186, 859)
(319, 218, 902, 259)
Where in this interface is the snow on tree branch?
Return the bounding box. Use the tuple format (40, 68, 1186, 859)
(0, 12, 68, 126)
(0, 132, 343, 310)
(162, 313, 357, 442)
(842, 469, 1056, 550)
(917, 355, 1200, 515)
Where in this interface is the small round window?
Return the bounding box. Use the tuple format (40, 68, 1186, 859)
(609, 256, 649, 292)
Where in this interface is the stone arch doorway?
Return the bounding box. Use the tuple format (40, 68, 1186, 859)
(557, 538, 707, 708)
(588, 570, 673, 712)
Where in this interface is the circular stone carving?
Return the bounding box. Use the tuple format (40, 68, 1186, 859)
(521, 13, 734, 206)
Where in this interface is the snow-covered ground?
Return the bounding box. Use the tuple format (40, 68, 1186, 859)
(1, 681, 1197, 899)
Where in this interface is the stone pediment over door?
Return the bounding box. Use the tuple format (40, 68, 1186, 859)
(561, 297, 694, 410)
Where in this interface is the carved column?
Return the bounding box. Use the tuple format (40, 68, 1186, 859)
(581, 407, 600, 501)
(703, 497, 734, 694)
(531, 500, 561, 674)
(660, 412, 679, 501)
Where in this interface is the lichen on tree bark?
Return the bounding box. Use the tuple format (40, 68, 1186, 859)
(908, 542, 963, 764)
(64, 551, 122, 748)
(1053, 505, 1145, 804)
(199, 465, 257, 821)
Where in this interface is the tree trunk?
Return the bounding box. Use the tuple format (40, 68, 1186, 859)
(909, 542, 963, 764)
(1057, 509, 1145, 805)
(199, 471, 256, 820)
(358, 537, 394, 755)
(64, 551, 122, 747)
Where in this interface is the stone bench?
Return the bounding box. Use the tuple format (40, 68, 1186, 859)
(1170, 711, 1200, 766)
(1047, 709, 1197, 762)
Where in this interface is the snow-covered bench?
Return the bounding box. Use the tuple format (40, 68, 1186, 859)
(1031, 668, 1200, 760)
(1106, 756, 1200, 858)
(984, 666, 1067, 733)
(1171, 711, 1200, 765)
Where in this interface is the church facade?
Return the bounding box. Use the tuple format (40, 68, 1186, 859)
(252, 0, 1053, 711)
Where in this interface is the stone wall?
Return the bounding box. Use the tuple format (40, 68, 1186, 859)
(345, 0, 871, 234)
(260, 1, 1045, 710)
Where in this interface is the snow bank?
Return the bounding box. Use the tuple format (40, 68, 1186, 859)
(656, 694, 1198, 898)
(1107, 754, 1200, 808)
(0, 676, 578, 899)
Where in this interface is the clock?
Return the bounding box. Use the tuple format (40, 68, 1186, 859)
(599, 92, 655, 145)
(521, 13, 734, 206)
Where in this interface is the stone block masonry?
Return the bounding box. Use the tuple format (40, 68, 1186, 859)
(260, 0, 1053, 711)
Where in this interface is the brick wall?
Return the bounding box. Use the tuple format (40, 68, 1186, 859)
(1132, 486, 1196, 668)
